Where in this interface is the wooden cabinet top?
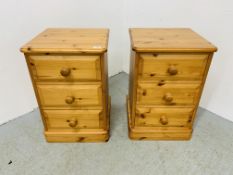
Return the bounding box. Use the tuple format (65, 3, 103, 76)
(21, 28, 109, 54)
(129, 28, 217, 53)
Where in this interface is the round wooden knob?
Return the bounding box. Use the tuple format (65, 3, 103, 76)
(163, 93, 173, 102)
(160, 115, 168, 125)
(142, 90, 147, 96)
(140, 114, 146, 118)
(60, 68, 71, 77)
(67, 119, 78, 128)
(65, 96, 75, 104)
(167, 65, 178, 75)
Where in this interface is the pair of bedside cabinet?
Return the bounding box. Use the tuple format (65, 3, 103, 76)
(21, 28, 217, 142)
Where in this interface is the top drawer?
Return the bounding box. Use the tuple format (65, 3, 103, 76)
(28, 54, 101, 81)
(138, 53, 208, 81)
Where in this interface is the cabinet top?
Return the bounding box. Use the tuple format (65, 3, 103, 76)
(21, 28, 109, 54)
(129, 28, 217, 52)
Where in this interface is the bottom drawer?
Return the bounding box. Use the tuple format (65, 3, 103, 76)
(43, 109, 102, 130)
(135, 107, 194, 127)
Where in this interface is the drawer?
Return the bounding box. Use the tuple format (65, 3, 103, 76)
(138, 53, 208, 81)
(44, 109, 101, 130)
(37, 83, 102, 107)
(29, 55, 101, 81)
(135, 107, 193, 127)
(137, 82, 200, 106)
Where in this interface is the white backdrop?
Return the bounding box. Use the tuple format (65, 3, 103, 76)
(0, 0, 233, 124)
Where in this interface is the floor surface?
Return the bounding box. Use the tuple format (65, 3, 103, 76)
(0, 72, 233, 175)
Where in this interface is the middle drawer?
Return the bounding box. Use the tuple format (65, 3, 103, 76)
(137, 81, 200, 106)
(37, 83, 102, 107)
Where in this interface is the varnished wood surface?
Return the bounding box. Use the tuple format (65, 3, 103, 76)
(21, 28, 109, 53)
(100, 53, 110, 130)
(127, 28, 217, 140)
(45, 129, 109, 142)
(137, 81, 200, 106)
(127, 96, 192, 140)
(37, 83, 102, 107)
(21, 28, 110, 142)
(45, 98, 111, 142)
(135, 107, 193, 127)
(138, 53, 208, 81)
(44, 109, 102, 130)
(129, 28, 217, 52)
(29, 54, 101, 81)
(189, 54, 214, 126)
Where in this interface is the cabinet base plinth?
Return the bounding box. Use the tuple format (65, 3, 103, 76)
(127, 96, 192, 141)
(45, 130, 109, 143)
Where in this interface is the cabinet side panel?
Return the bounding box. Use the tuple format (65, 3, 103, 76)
(24, 53, 47, 130)
(191, 53, 214, 126)
(128, 50, 139, 128)
(100, 53, 109, 130)
(128, 50, 134, 109)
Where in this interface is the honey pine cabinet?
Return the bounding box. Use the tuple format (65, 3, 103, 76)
(21, 28, 110, 142)
(127, 28, 217, 140)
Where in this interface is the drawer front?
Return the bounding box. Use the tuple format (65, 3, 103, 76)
(37, 83, 102, 107)
(135, 107, 193, 127)
(29, 55, 101, 81)
(137, 82, 200, 106)
(138, 53, 208, 81)
(44, 109, 101, 130)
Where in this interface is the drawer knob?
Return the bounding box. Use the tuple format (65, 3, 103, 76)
(67, 119, 78, 128)
(167, 65, 178, 75)
(60, 68, 71, 77)
(163, 93, 173, 102)
(142, 89, 147, 96)
(140, 114, 146, 118)
(65, 96, 75, 104)
(160, 115, 168, 125)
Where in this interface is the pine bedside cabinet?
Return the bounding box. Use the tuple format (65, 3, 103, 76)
(127, 28, 217, 140)
(21, 28, 110, 142)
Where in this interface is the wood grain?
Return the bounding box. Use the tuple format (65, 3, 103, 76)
(129, 28, 217, 52)
(138, 53, 208, 81)
(21, 28, 109, 54)
(21, 28, 110, 142)
(137, 81, 200, 106)
(45, 129, 109, 142)
(44, 109, 102, 130)
(29, 54, 101, 81)
(37, 83, 102, 107)
(100, 53, 110, 130)
(127, 96, 192, 140)
(135, 107, 193, 127)
(127, 28, 217, 140)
